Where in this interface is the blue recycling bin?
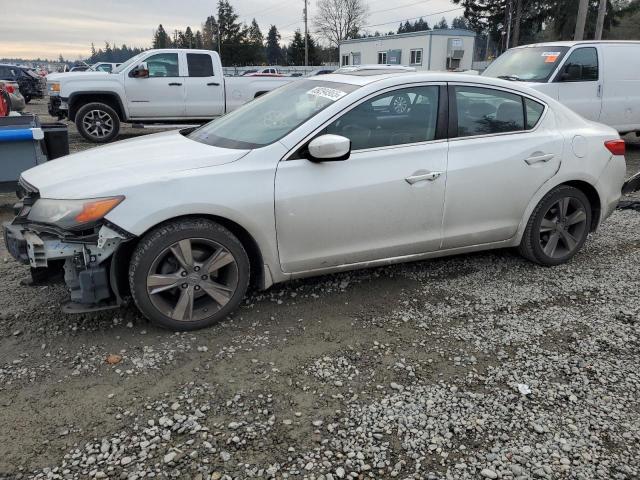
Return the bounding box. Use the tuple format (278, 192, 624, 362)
(0, 115, 48, 189)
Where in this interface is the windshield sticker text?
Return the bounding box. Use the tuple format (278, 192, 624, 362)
(306, 86, 347, 102)
(541, 52, 561, 63)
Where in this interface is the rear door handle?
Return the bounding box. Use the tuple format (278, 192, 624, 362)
(168, 82, 182, 86)
(405, 171, 442, 185)
(207, 82, 220, 86)
(525, 153, 554, 165)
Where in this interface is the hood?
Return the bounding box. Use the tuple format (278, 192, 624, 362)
(47, 71, 109, 82)
(22, 130, 250, 198)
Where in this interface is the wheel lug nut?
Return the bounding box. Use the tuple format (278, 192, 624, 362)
(194, 285, 201, 291)
(181, 272, 187, 277)
(181, 283, 188, 289)
(194, 266, 200, 272)
(201, 275, 208, 280)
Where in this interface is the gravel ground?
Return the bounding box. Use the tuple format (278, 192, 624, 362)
(0, 100, 639, 480)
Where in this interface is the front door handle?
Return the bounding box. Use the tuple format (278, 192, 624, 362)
(405, 171, 442, 185)
(207, 82, 220, 86)
(168, 82, 183, 86)
(525, 153, 555, 165)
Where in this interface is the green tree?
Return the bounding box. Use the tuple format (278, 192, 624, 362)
(202, 16, 219, 50)
(452, 16, 470, 29)
(415, 18, 431, 31)
(433, 17, 449, 29)
(183, 26, 196, 48)
(195, 31, 204, 49)
(217, 0, 245, 64)
(247, 19, 266, 63)
(153, 24, 171, 48)
(266, 25, 282, 64)
(287, 30, 306, 65)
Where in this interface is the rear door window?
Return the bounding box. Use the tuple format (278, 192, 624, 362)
(187, 54, 214, 77)
(454, 86, 525, 137)
(556, 47, 599, 82)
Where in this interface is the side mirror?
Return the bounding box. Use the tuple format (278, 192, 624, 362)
(130, 63, 149, 78)
(307, 134, 351, 162)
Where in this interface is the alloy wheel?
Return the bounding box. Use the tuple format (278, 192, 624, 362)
(146, 238, 239, 322)
(82, 110, 114, 139)
(391, 95, 409, 114)
(539, 196, 588, 259)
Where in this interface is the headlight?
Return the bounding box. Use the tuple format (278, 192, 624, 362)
(28, 196, 124, 230)
(48, 82, 61, 95)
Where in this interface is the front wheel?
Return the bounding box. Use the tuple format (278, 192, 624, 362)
(519, 186, 592, 266)
(129, 219, 250, 331)
(75, 102, 120, 143)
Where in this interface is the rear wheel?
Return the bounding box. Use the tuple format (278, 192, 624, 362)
(519, 186, 591, 266)
(23, 94, 32, 104)
(75, 102, 120, 143)
(129, 219, 250, 331)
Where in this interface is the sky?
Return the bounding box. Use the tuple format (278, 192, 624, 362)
(0, 0, 464, 60)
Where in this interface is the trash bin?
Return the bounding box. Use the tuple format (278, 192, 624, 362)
(40, 122, 69, 160)
(0, 114, 47, 190)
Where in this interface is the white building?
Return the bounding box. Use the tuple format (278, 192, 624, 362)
(339, 29, 476, 71)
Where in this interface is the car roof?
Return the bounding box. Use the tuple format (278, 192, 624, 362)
(316, 71, 541, 93)
(513, 40, 640, 48)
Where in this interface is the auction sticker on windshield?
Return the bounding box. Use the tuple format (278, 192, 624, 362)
(307, 86, 347, 102)
(542, 52, 561, 63)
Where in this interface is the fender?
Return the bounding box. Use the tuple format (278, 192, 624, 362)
(68, 91, 128, 121)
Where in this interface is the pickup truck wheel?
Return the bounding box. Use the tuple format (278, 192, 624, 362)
(129, 218, 250, 331)
(75, 102, 120, 143)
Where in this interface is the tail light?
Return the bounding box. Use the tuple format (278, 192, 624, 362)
(2, 83, 16, 94)
(604, 139, 625, 156)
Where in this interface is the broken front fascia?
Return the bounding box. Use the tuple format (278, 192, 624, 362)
(6, 222, 129, 308)
(20, 224, 125, 270)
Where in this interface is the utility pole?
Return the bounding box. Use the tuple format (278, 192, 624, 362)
(304, 0, 309, 66)
(574, 0, 589, 40)
(505, 0, 513, 51)
(594, 0, 607, 40)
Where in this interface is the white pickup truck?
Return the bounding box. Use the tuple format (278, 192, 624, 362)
(46, 49, 296, 143)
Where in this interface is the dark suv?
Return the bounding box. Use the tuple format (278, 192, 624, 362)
(0, 64, 45, 103)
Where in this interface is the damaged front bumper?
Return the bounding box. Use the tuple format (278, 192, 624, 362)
(3, 219, 133, 313)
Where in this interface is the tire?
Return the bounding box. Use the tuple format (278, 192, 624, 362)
(519, 185, 592, 266)
(129, 218, 250, 331)
(23, 95, 31, 104)
(75, 102, 120, 143)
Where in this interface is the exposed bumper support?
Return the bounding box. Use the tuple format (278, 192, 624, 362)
(3, 221, 129, 310)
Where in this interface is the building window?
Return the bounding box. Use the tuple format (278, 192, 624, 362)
(410, 49, 423, 65)
(377, 51, 388, 64)
(341, 54, 350, 66)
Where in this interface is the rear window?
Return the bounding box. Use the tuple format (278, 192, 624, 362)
(525, 98, 545, 129)
(187, 54, 214, 77)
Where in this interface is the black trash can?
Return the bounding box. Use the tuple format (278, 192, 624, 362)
(40, 122, 69, 160)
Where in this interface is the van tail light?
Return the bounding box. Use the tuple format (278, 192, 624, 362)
(604, 139, 625, 156)
(3, 84, 15, 94)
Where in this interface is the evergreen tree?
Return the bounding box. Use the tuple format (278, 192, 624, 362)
(195, 31, 204, 49)
(266, 25, 282, 65)
(433, 17, 449, 29)
(153, 24, 171, 48)
(202, 16, 219, 51)
(452, 16, 470, 29)
(183, 27, 196, 48)
(247, 19, 266, 63)
(414, 18, 430, 31)
(287, 30, 306, 66)
(217, 0, 245, 64)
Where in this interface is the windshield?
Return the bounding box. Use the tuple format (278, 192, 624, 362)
(188, 80, 360, 149)
(483, 46, 570, 82)
(112, 53, 147, 74)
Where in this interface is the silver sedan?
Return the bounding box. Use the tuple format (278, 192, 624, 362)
(5, 67, 627, 330)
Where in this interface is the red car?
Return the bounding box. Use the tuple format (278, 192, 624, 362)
(0, 85, 10, 117)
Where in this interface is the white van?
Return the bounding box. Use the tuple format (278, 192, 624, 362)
(482, 41, 640, 135)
